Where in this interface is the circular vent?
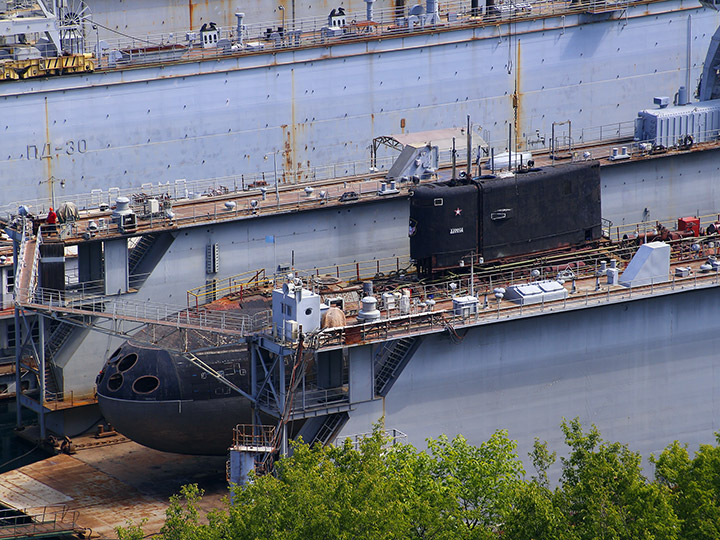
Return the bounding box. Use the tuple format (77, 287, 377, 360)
(117, 353, 138, 372)
(107, 373, 123, 391)
(132, 376, 159, 394)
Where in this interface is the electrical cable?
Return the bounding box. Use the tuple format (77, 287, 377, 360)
(0, 442, 41, 471)
(86, 19, 166, 47)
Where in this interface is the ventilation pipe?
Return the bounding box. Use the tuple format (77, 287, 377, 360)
(426, 0, 439, 23)
(363, 280, 373, 297)
(677, 85, 688, 106)
(365, 0, 375, 21)
(395, 0, 405, 19)
(235, 12, 245, 45)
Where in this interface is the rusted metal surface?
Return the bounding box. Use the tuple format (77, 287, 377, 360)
(0, 440, 228, 539)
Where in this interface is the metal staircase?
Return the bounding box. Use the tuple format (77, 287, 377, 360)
(308, 412, 349, 446)
(129, 233, 158, 274)
(42, 321, 75, 398)
(128, 232, 176, 289)
(374, 336, 421, 397)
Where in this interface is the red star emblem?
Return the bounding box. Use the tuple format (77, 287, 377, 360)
(454, 207, 462, 216)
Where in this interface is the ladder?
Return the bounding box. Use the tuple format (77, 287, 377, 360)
(42, 321, 76, 399)
(128, 233, 159, 274)
(310, 412, 349, 446)
(374, 337, 421, 397)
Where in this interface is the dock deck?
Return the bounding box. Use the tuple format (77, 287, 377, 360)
(0, 437, 228, 539)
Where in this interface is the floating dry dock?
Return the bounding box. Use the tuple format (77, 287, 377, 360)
(4, 129, 720, 463)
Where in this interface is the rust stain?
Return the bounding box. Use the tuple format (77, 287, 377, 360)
(283, 68, 296, 182)
(514, 39, 521, 152)
(225, 0, 233, 27)
(187, 0, 211, 30)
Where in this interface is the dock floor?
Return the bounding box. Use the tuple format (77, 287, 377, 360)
(0, 436, 228, 539)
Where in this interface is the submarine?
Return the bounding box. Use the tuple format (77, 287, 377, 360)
(96, 161, 612, 456)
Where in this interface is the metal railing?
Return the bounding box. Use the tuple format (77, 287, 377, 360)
(0, 506, 80, 539)
(311, 253, 720, 351)
(42, 389, 98, 408)
(187, 255, 411, 309)
(290, 387, 349, 412)
(5, 121, 718, 233)
(18, 286, 272, 337)
(340, 428, 408, 450)
(86, 0, 647, 71)
(232, 424, 276, 448)
(187, 268, 270, 310)
(0, 155, 399, 220)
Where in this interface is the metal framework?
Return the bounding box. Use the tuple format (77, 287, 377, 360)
(7, 216, 419, 472)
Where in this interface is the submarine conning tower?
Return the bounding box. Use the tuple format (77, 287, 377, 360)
(409, 161, 602, 275)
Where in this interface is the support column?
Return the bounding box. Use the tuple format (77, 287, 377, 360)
(13, 308, 21, 428)
(349, 345, 374, 403)
(278, 355, 287, 456)
(38, 313, 46, 439)
(229, 450, 257, 486)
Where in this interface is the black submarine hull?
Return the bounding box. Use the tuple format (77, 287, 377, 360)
(96, 342, 259, 456)
(99, 393, 252, 455)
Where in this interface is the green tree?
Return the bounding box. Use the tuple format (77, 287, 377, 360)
(557, 418, 678, 540)
(385, 442, 455, 540)
(160, 484, 225, 540)
(652, 434, 720, 540)
(226, 429, 410, 540)
(427, 430, 525, 539)
(503, 438, 571, 540)
(116, 519, 147, 540)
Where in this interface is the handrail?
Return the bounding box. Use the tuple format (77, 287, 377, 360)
(186, 255, 412, 308)
(16, 286, 273, 337)
(0, 119, 665, 222)
(309, 258, 720, 351)
(0, 506, 79, 539)
(85, 0, 661, 73)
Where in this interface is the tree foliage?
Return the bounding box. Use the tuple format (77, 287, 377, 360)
(652, 434, 720, 540)
(119, 421, 720, 540)
(557, 418, 679, 540)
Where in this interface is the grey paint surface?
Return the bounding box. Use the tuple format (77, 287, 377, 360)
(341, 286, 720, 472)
(1, 3, 717, 205)
(57, 148, 720, 393)
(84, 0, 392, 40)
(59, 197, 408, 392)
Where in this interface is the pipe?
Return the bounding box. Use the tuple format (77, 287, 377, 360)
(235, 12, 245, 45)
(365, 0, 375, 21)
(686, 14, 692, 105)
(466, 115, 472, 180)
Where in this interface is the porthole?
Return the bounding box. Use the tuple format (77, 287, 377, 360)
(132, 376, 159, 394)
(117, 353, 138, 372)
(305, 307, 313, 316)
(107, 373, 123, 391)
